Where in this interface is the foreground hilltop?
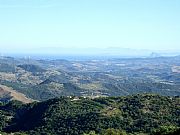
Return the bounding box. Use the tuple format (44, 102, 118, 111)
(0, 94, 179, 135)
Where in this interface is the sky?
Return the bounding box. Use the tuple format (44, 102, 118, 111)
(0, 0, 180, 54)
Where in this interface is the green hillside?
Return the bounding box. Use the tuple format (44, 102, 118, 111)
(0, 94, 179, 135)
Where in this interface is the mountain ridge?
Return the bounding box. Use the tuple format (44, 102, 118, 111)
(0, 94, 179, 135)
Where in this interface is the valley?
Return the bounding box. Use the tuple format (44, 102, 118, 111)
(0, 55, 179, 102)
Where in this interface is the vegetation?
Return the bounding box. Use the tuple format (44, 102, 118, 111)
(17, 64, 46, 73)
(152, 126, 180, 135)
(0, 94, 179, 135)
(0, 56, 180, 101)
(0, 63, 15, 73)
(0, 56, 180, 134)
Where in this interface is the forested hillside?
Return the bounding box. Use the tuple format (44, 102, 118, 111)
(0, 94, 179, 135)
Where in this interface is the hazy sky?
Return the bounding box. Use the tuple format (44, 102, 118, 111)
(0, 0, 180, 53)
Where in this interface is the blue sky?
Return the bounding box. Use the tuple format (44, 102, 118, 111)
(0, 0, 180, 53)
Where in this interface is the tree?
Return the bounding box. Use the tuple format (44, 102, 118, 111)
(84, 131, 98, 135)
(102, 128, 127, 135)
(152, 126, 180, 135)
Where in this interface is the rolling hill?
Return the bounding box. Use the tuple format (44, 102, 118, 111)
(0, 55, 179, 101)
(0, 94, 179, 135)
(0, 85, 34, 103)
